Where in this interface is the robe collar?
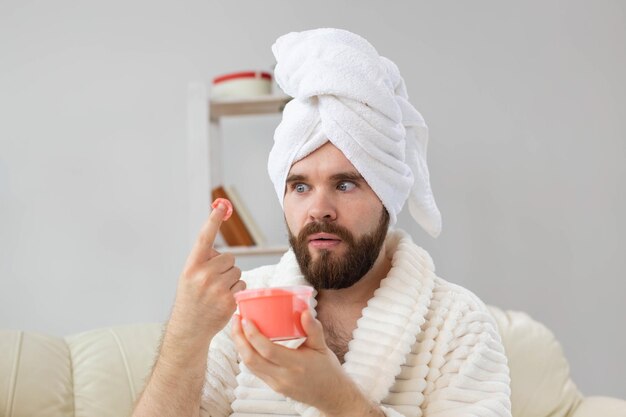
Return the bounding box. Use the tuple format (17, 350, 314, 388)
(268, 229, 436, 415)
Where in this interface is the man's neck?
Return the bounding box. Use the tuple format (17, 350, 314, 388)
(316, 243, 392, 310)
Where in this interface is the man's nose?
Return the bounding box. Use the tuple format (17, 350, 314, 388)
(308, 191, 337, 222)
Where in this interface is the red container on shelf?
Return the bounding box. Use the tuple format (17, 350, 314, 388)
(211, 71, 272, 99)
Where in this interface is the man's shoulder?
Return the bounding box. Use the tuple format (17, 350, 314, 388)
(424, 276, 506, 352)
(432, 275, 494, 319)
(389, 229, 495, 322)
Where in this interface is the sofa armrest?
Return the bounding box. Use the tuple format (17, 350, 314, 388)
(570, 396, 626, 417)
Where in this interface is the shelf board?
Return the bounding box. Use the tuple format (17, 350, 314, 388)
(215, 245, 289, 256)
(210, 95, 292, 121)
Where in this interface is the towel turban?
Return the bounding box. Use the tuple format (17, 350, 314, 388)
(268, 28, 442, 238)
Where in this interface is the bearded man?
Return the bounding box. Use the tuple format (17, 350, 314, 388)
(132, 28, 512, 417)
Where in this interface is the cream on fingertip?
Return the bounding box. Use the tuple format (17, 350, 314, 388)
(211, 198, 233, 220)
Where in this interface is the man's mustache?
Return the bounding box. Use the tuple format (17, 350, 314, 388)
(297, 221, 354, 244)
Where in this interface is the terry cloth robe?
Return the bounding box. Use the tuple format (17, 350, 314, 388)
(201, 229, 512, 417)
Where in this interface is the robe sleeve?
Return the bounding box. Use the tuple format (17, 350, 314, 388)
(423, 306, 512, 417)
(199, 264, 274, 416)
(200, 320, 240, 417)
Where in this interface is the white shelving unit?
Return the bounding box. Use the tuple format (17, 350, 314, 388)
(217, 244, 292, 256)
(187, 82, 291, 256)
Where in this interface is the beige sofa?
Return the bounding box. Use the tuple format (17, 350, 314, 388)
(1, 306, 624, 417)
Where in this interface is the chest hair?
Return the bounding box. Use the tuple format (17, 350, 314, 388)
(322, 320, 353, 364)
(317, 304, 366, 364)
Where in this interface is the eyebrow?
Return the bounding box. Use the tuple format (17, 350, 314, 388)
(286, 174, 306, 184)
(329, 172, 364, 182)
(285, 172, 364, 183)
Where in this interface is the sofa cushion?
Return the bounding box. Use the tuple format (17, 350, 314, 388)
(0, 330, 74, 417)
(66, 323, 163, 417)
(488, 306, 582, 417)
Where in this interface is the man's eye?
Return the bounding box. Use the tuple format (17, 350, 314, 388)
(337, 181, 356, 192)
(295, 183, 310, 193)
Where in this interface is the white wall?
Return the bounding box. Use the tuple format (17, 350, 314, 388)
(1, 0, 624, 399)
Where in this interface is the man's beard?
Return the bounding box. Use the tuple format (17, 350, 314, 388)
(288, 210, 390, 291)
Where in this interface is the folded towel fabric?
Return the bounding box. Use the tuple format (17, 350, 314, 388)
(267, 28, 442, 238)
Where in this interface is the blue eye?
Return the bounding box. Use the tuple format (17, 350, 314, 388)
(295, 183, 310, 193)
(338, 181, 356, 192)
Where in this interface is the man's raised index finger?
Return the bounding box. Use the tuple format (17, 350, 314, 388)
(201, 202, 227, 245)
(189, 199, 232, 264)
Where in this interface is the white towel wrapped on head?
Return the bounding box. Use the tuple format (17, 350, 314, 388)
(268, 28, 442, 238)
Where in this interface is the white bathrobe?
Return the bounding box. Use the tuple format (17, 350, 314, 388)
(201, 230, 512, 417)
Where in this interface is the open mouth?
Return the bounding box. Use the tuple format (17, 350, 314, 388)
(308, 233, 342, 249)
(308, 233, 341, 241)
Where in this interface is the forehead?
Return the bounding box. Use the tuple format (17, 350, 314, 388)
(287, 142, 358, 177)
